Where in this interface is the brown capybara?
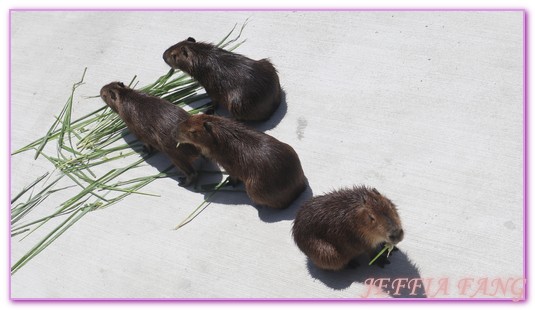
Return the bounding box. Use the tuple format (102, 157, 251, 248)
(292, 186, 404, 270)
(163, 37, 281, 121)
(100, 82, 199, 186)
(175, 114, 306, 209)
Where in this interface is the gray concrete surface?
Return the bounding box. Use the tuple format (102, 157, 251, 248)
(10, 11, 524, 299)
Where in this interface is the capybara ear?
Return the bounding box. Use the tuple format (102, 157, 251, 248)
(187, 37, 196, 43)
(118, 82, 126, 88)
(181, 46, 190, 58)
(203, 121, 213, 133)
(109, 89, 118, 101)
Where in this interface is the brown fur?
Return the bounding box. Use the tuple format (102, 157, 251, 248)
(100, 82, 199, 186)
(163, 37, 281, 121)
(175, 114, 306, 209)
(292, 186, 404, 271)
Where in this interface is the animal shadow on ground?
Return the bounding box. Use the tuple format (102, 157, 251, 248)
(210, 89, 288, 132)
(307, 250, 427, 298)
(202, 176, 313, 223)
(254, 181, 312, 223)
(121, 131, 208, 194)
(248, 89, 288, 132)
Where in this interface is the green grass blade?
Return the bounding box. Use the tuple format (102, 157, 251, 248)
(174, 177, 230, 230)
(368, 244, 394, 266)
(33, 68, 87, 159)
(10, 172, 49, 204)
(10, 24, 248, 273)
(220, 18, 249, 49)
(11, 206, 92, 274)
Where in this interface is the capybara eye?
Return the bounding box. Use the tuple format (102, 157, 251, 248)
(181, 47, 188, 58)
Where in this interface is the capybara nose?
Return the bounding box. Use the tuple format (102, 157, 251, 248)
(388, 228, 404, 243)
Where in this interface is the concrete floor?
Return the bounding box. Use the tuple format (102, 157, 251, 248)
(10, 11, 524, 299)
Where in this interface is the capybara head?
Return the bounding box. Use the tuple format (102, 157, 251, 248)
(163, 37, 199, 72)
(355, 188, 404, 246)
(175, 114, 219, 148)
(100, 82, 128, 113)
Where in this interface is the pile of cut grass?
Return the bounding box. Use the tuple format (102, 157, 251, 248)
(10, 22, 247, 274)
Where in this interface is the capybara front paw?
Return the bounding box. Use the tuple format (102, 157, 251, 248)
(346, 258, 360, 269)
(142, 144, 155, 154)
(375, 255, 391, 268)
(178, 172, 198, 187)
(204, 101, 216, 115)
(228, 176, 241, 187)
